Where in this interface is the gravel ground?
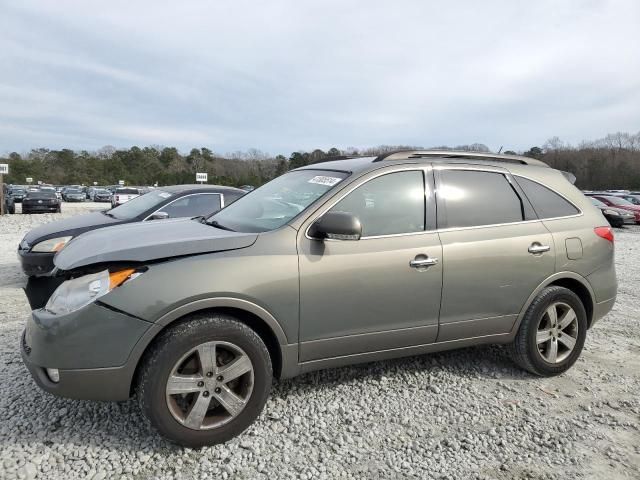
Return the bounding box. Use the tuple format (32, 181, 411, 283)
(1, 203, 639, 480)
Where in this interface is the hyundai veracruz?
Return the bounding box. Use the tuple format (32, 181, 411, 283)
(21, 151, 617, 447)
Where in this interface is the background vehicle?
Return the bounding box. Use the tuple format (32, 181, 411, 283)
(9, 186, 26, 202)
(90, 188, 112, 202)
(2, 184, 16, 214)
(588, 197, 634, 227)
(111, 187, 140, 207)
(607, 192, 640, 206)
(18, 184, 245, 278)
(586, 193, 640, 224)
(61, 188, 86, 202)
(21, 151, 617, 447)
(21, 190, 61, 214)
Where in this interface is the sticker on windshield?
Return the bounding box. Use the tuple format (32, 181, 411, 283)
(308, 175, 342, 186)
(158, 192, 171, 198)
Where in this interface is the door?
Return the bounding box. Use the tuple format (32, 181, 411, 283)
(434, 167, 555, 341)
(298, 168, 443, 362)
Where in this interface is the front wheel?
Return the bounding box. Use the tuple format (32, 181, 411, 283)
(137, 313, 273, 447)
(510, 286, 587, 376)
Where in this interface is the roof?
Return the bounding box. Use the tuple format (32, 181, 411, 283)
(297, 150, 548, 175)
(157, 184, 246, 194)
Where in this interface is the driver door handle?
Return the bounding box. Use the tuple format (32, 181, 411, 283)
(409, 257, 439, 269)
(528, 243, 551, 254)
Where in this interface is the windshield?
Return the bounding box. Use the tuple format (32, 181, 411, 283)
(108, 190, 173, 219)
(67, 189, 81, 194)
(11, 188, 25, 194)
(94, 189, 109, 194)
(209, 170, 349, 232)
(589, 197, 606, 207)
(27, 191, 56, 199)
(603, 196, 632, 206)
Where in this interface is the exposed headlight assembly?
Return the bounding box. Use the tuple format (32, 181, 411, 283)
(603, 209, 620, 216)
(45, 268, 141, 315)
(31, 236, 72, 252)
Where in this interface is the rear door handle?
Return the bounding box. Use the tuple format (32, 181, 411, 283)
(409, 257, 439, 269)
(528, 243, 550, 254)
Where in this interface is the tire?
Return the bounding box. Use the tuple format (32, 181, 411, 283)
(510, 286, 587, 376)
(137, 313, 273, 447)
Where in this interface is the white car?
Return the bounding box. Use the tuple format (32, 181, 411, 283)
(111, 187, 140, 207)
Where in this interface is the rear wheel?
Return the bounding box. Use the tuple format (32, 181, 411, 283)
(138, 313, 272, 447)
(510, 286, 587, 376)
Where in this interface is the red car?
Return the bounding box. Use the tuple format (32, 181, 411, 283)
(588, 194, 640, 224)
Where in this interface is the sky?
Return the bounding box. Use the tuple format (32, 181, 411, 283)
(1, 0, 639, 156)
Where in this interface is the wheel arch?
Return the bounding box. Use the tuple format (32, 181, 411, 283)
(128, 298, 292, 396)
(513, 272, 596, 334)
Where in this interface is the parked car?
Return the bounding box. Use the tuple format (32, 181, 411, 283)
(21, 190, 61, 214)
(606, 192, 640, 206)
(2, 184, 16, 214)
(62, 188, 86, 202)
(20, 151, 617, 447)
(588, 197, 634, 227)
(18, 184, 245, 278)
(586, 194, 640, 224)
(90, 188, 112, 202)
(239, 185, 255, 192)
(9, 186, 26, 203)
(111, 187, 140, 207)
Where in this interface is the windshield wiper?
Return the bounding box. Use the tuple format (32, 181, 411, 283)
(102, 211, 117, 218)
(207, 219, 235, 231)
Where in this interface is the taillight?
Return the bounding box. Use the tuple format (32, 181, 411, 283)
(594, 226, 614, 243)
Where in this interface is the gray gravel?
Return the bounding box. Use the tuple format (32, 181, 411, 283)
(1, 204, 639, 479)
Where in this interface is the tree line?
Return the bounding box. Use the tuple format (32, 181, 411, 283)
(2, 131, 639, 189)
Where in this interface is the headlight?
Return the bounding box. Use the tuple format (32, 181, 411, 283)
(603, 209, 620, 216)
(31, 236, 72, 252)
(45, 268, 140, 315)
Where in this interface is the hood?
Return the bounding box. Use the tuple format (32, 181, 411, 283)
(54, 217, 258, 271)
(23, 211, 120, 244)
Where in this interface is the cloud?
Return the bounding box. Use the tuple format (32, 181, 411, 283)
(1, 0, 639, 154)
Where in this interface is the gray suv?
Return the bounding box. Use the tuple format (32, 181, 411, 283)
(21, 151, 617, 446)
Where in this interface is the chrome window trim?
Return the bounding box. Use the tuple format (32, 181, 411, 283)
(303, 165, 432, 241)
(304, 163, 584, 241)
(143, 193, 224, 221)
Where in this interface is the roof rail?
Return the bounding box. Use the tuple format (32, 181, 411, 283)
(373, 150, 548, 167)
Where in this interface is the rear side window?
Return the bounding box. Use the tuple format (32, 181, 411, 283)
(515, 176, 579, 218)
(438, 170, 525, 228)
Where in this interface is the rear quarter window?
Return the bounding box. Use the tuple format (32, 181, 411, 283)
(515, 176, 580, 219)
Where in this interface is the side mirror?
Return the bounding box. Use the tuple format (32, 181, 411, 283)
(308, 211, 362, 241)
(149, 211, 170, 220)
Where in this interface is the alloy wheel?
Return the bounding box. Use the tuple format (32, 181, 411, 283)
(165, 341, 254, 430)
(536, 302, 579, 364)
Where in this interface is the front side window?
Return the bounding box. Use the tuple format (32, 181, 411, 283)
(328, 170, 425, 237)
(160, 194, 222, 218)
(516, 176, 579, 218)
(209, 170, 349, 232)
(438, 170, 525, 228)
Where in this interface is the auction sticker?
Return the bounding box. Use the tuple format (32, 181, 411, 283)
(308, 175, 342, 186)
